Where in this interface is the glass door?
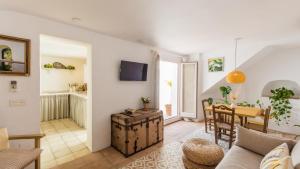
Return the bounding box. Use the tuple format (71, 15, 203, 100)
(159, 61, 178, 120)
(180, 62, 198, 118)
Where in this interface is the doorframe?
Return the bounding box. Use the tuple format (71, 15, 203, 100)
(39, 34, 93, 151)
(158, 59, 182, 125)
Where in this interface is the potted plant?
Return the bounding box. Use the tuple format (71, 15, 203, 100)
(256, 99, 263, 108)
(141, 97, 151, 110)
(219, 86, 232, 104)
(237, 101, 255, 107)
(66, 65, 75, 70)
(43, 63, 53, 69)
(207, 97, 213, 105)
(269, 87, 294, 125)
(165, 80, 173, 116)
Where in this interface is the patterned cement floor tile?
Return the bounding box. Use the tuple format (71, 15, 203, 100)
(120, 129, 229, 169)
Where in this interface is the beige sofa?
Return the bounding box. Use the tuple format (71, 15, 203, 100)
(216, 126, 300, 169)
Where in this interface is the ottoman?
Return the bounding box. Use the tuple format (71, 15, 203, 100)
(182, 138, 224, 169)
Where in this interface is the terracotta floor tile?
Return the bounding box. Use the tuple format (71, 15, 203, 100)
(41, 119, 90, 169)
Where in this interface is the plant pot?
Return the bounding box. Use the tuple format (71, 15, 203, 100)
(165, 104, 172, 116)
(143, 103, 149, 110)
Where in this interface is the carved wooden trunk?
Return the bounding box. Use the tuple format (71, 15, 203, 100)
(111, 109, 164, 157)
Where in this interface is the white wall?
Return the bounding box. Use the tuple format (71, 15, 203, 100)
(244, 47, 300, 134)
(200, 42, 266, 93)
(200, 37, 300, 94)
(196, 37, 300, 121)
(0, 10, 182, 155)
(40, 56, 86, 92)
(197, 46, 300, 134)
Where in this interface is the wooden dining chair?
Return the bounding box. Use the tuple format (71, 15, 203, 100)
(212, 105, 236, 148)
(245, 106, 271, 133)
(202, 99, 214, 133)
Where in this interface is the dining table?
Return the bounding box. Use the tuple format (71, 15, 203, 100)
(205, 104, 263, 126)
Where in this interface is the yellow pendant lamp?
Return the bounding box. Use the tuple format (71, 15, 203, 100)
(226, 38, 246, 84)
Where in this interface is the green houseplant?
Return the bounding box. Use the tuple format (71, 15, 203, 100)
(219, 86, 232, 104)
(207, 97, 213, 105)
(269, 87, 294, 125)
(256, 99, 263, 108)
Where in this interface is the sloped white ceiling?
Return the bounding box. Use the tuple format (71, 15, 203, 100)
(1, 0, 300, 54)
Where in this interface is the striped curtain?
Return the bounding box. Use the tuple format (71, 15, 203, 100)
(151, 50, 160, 109)
(69, 95, 87, 128)
(40, 94, 69, 121)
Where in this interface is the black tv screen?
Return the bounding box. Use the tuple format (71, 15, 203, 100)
(120, 60, 148, 81)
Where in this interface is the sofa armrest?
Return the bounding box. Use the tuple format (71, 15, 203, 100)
(235, 126, 295, 156)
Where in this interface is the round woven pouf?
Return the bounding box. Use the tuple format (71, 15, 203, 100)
(182, 138, 224, 166)
(182, 155, 215, 169)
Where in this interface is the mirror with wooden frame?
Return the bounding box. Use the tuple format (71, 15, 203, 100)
(0, 34, 30, 76)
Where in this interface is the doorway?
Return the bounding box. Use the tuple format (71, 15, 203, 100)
(159, 61, 179, 120)
(39, 35, 92, 168)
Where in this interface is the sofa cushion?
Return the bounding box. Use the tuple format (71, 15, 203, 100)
(291, 141, 300, 169)
(235, 126, 295, 156)
(216, 145, 263, 169)
(0, 148, 41, 169)
(260, 156, 293, 169)
(0, 128, 9, 151)
(260, 143, 290, 169)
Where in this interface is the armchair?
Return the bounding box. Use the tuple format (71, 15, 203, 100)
(0, 133, 45, 169)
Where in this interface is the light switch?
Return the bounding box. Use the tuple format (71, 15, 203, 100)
(9, 99, 26, 107)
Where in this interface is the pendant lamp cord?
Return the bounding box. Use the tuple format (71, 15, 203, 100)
(234, 38, 238, 71)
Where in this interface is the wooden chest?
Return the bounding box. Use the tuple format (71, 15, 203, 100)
(111, 109, 164, 157)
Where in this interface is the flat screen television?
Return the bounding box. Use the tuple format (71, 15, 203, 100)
(120, 60, 148, 81)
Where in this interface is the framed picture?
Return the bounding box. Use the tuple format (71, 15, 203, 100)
(208, 57, 224, 72)
(0, 34, 30, 76)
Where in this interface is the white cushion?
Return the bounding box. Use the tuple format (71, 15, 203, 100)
(260, 156, 293, 169)
(291, 141, 300, 169)
(260, 143, 289, 169)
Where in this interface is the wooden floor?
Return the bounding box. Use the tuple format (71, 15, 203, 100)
(52, 120, 204, 169)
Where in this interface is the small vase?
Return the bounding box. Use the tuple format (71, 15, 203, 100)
(165, 104, 172, 116)
(230, 103, 236, 108)
(143, 103, 149, 110)
(230, 100, 237, 108)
